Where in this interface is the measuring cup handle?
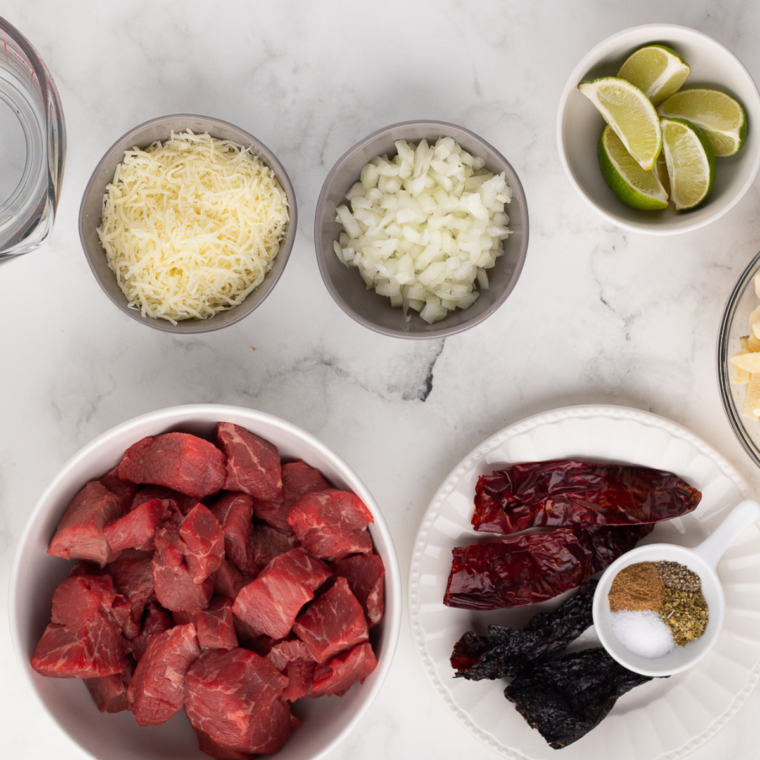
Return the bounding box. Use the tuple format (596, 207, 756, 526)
(693, 500, 760, 570)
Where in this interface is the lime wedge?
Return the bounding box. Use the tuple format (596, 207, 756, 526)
(579, 77, 662, 170)
(659, 88, 747, 156)
(655, 152, 670, 196)
(617, 45, 690, 105)
(661, 117, 715, 210)
(598, 125, 669, 210)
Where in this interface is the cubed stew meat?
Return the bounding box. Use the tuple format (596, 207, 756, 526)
(33, 422, 384, 758)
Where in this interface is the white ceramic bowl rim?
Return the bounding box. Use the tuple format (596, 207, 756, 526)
(556, 23, 760, 235)
(9, 404, 401, 760)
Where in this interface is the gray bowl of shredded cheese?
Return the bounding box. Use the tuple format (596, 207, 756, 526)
(79, 114, 297, 333)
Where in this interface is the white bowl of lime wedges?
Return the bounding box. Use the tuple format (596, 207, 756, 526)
(557, 24, 760, 234)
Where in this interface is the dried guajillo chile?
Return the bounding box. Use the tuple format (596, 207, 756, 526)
(444, 524, 653, 610)
(451, 580, 598, 680)
(472, 459, 701, 534)
(504, 648, 654, 749)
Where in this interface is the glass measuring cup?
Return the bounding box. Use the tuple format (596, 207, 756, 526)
(0, 17, 65, 263)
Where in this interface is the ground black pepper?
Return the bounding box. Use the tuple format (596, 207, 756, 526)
(656, 561, 701, 593)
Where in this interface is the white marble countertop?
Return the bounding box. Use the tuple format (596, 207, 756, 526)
(2, 1, 760, 758)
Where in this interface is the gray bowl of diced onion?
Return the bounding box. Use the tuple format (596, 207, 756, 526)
(314, 120, 529, 339)
(79, 114, 298, 334)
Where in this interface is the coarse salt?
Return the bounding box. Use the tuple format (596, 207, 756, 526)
(610, 609, 675, 659)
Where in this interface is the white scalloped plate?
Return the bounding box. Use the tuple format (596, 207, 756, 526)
(409, 405, 760, 760)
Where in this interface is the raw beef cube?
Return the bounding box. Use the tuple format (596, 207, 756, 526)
(283, 658, 316, 701)
(293, 577, 368, 663)
(266, 641, 317, 701)
(152, 551, 214, 612)
(127, 623, 199, 726)
(154, 511, 186, 571)
(51, 574, 119, 628)
(31, 617, 127, 678)
(131, 485, 194, 514)
(245, 634, 276, 657)
(194, 728, 253, 759)
(248, 524, 298, 569)
(288, 489, 373, 561)
(251, 460, 330, 533)
(214, 560, 247, 600)
(180, 504, 225, 583)
(69, 560, 111, 578)
(85, 659, 135, 713)
(185, 648, 293, 754)
(50, 573, 133, 639)
(282, 460, 331, 506)
(266, 640, 312, 671)
(109, 550, 155, 638)
(331, 553, 385, 627)
(232, 548, 332, 640)
(118, 433, 226, 498)
(48, 481, 123, 567)
(196, 598, 238, 650)
(310, 642, 377, 697)
(100, 468, 139, 512)
(130, 604, 173, 662)
(107, 595, 136, 638)
(216, 423, 282, 500)
(104, 498, 172, 553)
(212, 493, 258, 576)
(233, 616, 263, 647)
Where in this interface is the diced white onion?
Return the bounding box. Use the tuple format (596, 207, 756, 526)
(333, 137, 511, 323)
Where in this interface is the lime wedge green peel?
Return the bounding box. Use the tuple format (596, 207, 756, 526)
(661, 117, 716, 210)
(578, 77, 662, 170)
(617, 45, 690, 106)
(598, 125, 669, 210)
(659, 88, 747, 157)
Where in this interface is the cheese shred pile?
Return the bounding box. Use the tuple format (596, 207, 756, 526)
(98, 130, 289, 323)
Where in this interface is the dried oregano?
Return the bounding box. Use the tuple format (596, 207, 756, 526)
(660, 588, 709, 646)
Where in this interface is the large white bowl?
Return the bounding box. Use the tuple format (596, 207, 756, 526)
(557, 24, 760, 235)
(10, 404, 401, 760)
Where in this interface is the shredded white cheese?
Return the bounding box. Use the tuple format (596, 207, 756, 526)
(98, 130, 289, 324)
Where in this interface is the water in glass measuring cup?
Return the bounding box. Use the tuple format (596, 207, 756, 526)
(0, 17, 65, 263)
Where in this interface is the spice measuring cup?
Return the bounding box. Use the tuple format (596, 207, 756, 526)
(0, 17, 65, 264)
(593, 499, 760, 677)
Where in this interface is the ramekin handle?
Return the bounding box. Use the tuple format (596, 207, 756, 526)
(693, 500, 760, 570)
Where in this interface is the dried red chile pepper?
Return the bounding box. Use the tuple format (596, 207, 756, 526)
(451, 579, 598, 680)
(504, 648, 654, 749)
(443, 524, 652, 610)
(472, 459, 701, 534)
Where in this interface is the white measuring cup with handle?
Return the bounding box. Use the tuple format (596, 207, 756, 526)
(593, 500, 760, 677)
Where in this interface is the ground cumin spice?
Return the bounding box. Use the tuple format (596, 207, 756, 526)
(608, 561, 666, 612)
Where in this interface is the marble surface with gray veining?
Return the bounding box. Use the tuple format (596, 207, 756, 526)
(2, 1, 760, 757)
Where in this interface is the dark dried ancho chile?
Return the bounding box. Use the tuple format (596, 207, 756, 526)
(504, 648, 653, 749)
(473, 459, 701, 534)
(451, 580, 597, 680)
(443, 524, 652, 610)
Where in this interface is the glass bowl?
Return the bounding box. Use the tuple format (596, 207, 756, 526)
(718, 249, 760, 465)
